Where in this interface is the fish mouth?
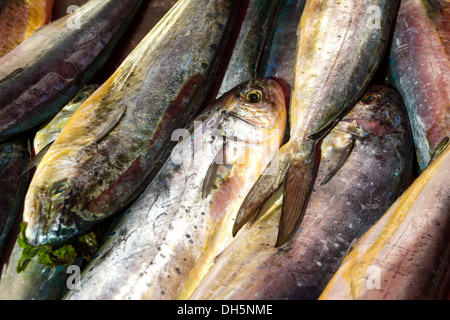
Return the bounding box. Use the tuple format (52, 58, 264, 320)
(26, 215, 79, 247)
(25, 200, 80, 247)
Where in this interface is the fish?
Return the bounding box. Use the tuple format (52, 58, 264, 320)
(0, 0, 54, 58)
(215, 0, 279, 98)
(388, 0, 450, 171)
(233, 0, 401, 247)
(319, 140, 450, 300)
(64, 78, 287, 300)
(20, 0, 240, 262)
(258, 0, 307, 90)
(33, 84, 99, 155)
(257, 0, 307, 143)
(188, 85, 414, 300)
(0, 139, 30, 256)
(0, 0, 143, 141)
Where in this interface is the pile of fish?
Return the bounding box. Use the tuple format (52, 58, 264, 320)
(0, 0, 448, 300)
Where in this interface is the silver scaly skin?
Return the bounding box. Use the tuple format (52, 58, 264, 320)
(22, 0, 240, 250)
(189, 85, 413, 300)
(234, 0, 401, 247)
(64, 78, 286, 300)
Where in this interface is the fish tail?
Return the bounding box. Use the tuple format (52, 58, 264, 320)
(277, 142, 319, 247)
(232, 151, 290, 237)
(233, 140, 319, 247)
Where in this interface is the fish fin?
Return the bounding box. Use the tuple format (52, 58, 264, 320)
(92, 104, 127, 144)
(320, 136, 355, 185)
(202, 145, 229, 199)
(276, 153, 319, 247)
(309, 118, 341, 141)
(232, 154, 290, 237)
(202, 161, 219, 199)
(345, 237, 361, 257)
(429, 137, 449, 165)
(213, 250, 224, 264)
(21, 142, 53, 175)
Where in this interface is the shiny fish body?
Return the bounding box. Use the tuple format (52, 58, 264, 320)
(0, 0, 142, 141)
(64, 79, 286, 300)
(33, 84, 99, 154)
(189, 85, 413, 300)
(23, 0, 239, 248)
(0, 0, 54, 58)
(0, 139, 29, 255)
(234, 0, 400, 247)
(389, 0, 450, 171)
(215, 0, 278, 97)
(258, 0, 307, 90)
(319, 142, 450, 300)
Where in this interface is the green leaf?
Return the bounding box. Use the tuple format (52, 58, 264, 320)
(53, 245, 77, 265)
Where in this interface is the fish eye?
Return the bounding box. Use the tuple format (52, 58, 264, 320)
(245, 90, 262, 103)
(50, 182, 71, 200)
(362, 93, 378, 104)
(72, 92, 88, 104)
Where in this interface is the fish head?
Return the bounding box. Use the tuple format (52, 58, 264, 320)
(23, 154, 88, 247)
(219, 78, 287, 145)
(341, 85, 409, 138)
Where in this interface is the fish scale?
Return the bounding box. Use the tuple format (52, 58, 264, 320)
(0, 0, 54, 58)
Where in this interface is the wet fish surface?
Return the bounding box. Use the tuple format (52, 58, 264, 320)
(33, 84, 99, 155)
(64, 78, 286, 300)
(0, 0, 54, 58)
(0, 139, 30, 256)
(319, 141, 450, 300)
(0, 0, 143, 141)
(189, 85, 413, 300)
(233, 0, 401, 247)
(215, 0, 279, 98)
(389, 0, 450, 171)
(21, 0, 239, 259)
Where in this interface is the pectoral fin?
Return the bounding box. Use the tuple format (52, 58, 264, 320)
(92, 104, 127, 144)
(320, 136, 355, 185)
(429, 137, 449, 165)
(21, 142, 53, 175)
(202, 145, 233, 199)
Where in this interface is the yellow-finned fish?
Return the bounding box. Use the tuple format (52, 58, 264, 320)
(64, 78, 286, 300)
(188, 85, 414, 300)
(234, 0, 401, 247)
(20, 0, 240, 267)
(388, 0, 450, 171)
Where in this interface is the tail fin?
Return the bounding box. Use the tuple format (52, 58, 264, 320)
(277, 151, 318, 246)
(233, 141, 319, 247)
(232, 153, 290, 236)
